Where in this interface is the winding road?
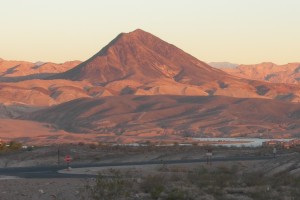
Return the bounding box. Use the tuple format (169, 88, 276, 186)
(0, 155, 274, 179)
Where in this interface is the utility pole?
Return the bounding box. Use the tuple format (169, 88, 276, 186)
(57, 144, 60, 166)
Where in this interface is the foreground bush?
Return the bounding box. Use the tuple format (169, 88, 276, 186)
(83, 165, 300, 200)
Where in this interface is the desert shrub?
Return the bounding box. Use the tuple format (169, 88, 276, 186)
(205, 186, 224, 199)
(291, 177, 300, 187)
(115, 128, 125, 135)
(145, 140, 152, 146)
(82, 161, 300, 200)
(9, 141, 22, 150)
(212, 165, 240, 188)
(0, 142, 5, 151)
(290, 187, 300, 199)
(268, 173, 300, 190)
(157, 164, 169, 172)
(166, 188, 193, 200)
(173, 142, 179, 146)
(86, 169, 129, 200)
(249, 190, 280, 200)
(187, 165, 242, 189)
(192, 142, 198, 146)
(26, 146, 34, 151)
(97, 142, 104, 147)
(141, 174, 166, 199)
(187, 166, 211, 188)
(89, 143, 97, 149)
(78, 142, 85, 146)
(0, 141, 23, 153)
(242, 172, 267, 187)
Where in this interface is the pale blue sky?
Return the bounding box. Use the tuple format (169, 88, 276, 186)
(1, 0, 300, 64)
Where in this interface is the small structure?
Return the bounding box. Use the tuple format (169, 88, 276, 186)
(262, 140, 281, 147)
(273, 147, 277, 158)
(206, 148, 213, 165)
(262, 139, 300, 149)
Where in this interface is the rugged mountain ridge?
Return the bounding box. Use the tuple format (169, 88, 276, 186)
(0, 59, 81, 79)
(219, 62, 300, 84)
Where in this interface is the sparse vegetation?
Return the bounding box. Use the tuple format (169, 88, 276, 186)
(141, 174, 166, 199)
(83, 162, 300, 200)
(89, 143, 97, 149)
(84, 169, 130, 200)
(0, 140, 22, 152)
(0, 143, 300, 199)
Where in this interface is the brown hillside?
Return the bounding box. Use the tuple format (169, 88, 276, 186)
(51, 29, 300, 102)
(23, 95, 300, 138)
(221, 62, 300, 84)
(0, 59, 80, 81)
(0, 80, 113, 106)
(54, 29, 227, 85)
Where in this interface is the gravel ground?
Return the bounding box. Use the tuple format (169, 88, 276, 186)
(0, 178, 90, 200)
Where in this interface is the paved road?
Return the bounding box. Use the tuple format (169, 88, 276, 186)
(0, 155, 273, 179)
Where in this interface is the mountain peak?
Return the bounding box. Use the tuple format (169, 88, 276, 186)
(53, 29, 225, 84)
(117, 29, 156, 42)
(130, 28, 147, 34)
(124, 29, 150, 36)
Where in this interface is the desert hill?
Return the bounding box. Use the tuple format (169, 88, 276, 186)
(0, 59, 81, 81)
(0, 79, 115, 106)
(220, 62, 300, 84)
(23, 95, 300, 138)
(209, 62, 239, 69)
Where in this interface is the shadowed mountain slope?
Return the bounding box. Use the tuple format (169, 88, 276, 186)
(23, 95, 300, 138)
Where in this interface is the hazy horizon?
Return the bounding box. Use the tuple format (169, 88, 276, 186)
(1, 0, 300, 64)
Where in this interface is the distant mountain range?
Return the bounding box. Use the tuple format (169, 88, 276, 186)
(218, 62, 300, 84)
(0, 59, 81, 79)
(209, 62, 239, 69)
(1, 29, 300, 143)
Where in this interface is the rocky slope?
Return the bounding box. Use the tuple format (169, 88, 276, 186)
(51, 29, 300, 102)
(221, 62, 300, 84)
(0, 59, 81, 81)
(23, 95, 300, 138)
